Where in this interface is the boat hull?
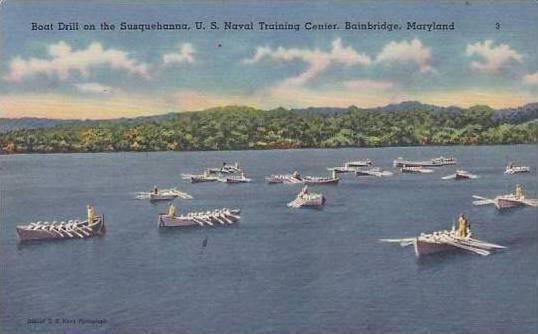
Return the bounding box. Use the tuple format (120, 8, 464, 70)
(150, 194, 177, 201)
(16, 216, 106, 242)
(190, 176, 217, 183)
(266, 175, 302, 184)
(495, 197, 524, 210)
(303, 178, 339, 185)
(455, 173, 470, 180)
(505, 167, 530, 175)
(414, 238, 455, 257)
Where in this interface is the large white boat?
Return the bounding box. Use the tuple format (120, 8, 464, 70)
(393, 156, 457, 168)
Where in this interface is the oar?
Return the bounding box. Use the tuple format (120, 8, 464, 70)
(472, 195, 496, 206)
(462, 238, 506, 249)
(473, 195, 493, 201)
(522, 199, 538, 207)
(212, 214, 225, 225)
(219, 212, 233, 224)
(440, 236, 490, 256)
(65, 224, 84, 238)
(76, 227, 91, 237)
(189, 216, 204, 226)
(473, 200, 495, 206)
(379, 238, 416, 247)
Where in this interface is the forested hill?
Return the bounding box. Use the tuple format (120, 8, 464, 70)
(1, 102, 537, 154)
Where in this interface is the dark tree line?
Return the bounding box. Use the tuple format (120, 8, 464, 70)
(1, 105, 536, 154)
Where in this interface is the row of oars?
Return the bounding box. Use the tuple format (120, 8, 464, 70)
(430, 231, 505, 256)
(186, 209, 239, 227)
(268, 175, 303, 184)
(380, 232, 506, 256)
(26, 220, 94, 238)
(473, 195, 538, 207)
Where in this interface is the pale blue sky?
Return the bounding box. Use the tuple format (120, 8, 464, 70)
(1, 0, 537, 118)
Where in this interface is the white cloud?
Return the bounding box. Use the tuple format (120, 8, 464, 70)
(163, 43, 195, 65)
(522, 72, 538, 85)
(75, 82, 113, 94)
(244, 38, 372, 86)
(465, 40, 522, 72)
(376, 38, 434, 73)
(4, 41, 150, 82)
(343, 79, 394, 90)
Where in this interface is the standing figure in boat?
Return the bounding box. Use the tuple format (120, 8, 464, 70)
(456, 213, 470, 238)
(299, 185, 308, 197)
(168, 203, 176, 219)
(87, 204, 96, 224)
(292, 170, 301, 180)
(153, 185, 158, 195)
(515, 184, 525, 200)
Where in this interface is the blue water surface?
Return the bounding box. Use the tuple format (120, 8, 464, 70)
(1, 145, 536, 334)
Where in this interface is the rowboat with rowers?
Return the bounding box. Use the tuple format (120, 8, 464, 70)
(380, 214, 505, 257)
(16, 206, 105, 242)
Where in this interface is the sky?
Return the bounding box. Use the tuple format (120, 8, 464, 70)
(1, 0, 537, 119)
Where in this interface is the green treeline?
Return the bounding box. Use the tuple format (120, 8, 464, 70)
(1, 105, 537, 154)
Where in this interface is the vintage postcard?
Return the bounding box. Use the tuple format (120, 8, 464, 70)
(1, 1, 537, 333)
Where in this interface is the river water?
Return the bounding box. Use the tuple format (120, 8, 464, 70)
(1, 145, 536, 333)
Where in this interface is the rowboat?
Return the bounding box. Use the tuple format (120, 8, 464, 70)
(328, 159, 373, 173)
(266, 174, 303, 184)
(431, 156, 457, 166)
(355, 167, 393, 177)
(302, 175, 339, 185)
(345, 159, 373, 168)
(287, 187, 325, 208)
(442, 170, 479, 180)
(136, 188, 193, 201)
(400, 166, 434, 174)
(328, 166, 358, 173)
(181, 171, 218, 183)
(505, 164, 530, 175)
(158, 208, 241, 227)
(16, 207, 105, 242)
(207, 162, 242, 174)
(393, 156, 457, 168)
(217, 174, 252, 184)
(473, 194, 538, 210)
(380, 223, 505, 257)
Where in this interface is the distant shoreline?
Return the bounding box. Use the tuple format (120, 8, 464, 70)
(1, 143, 535, 156)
